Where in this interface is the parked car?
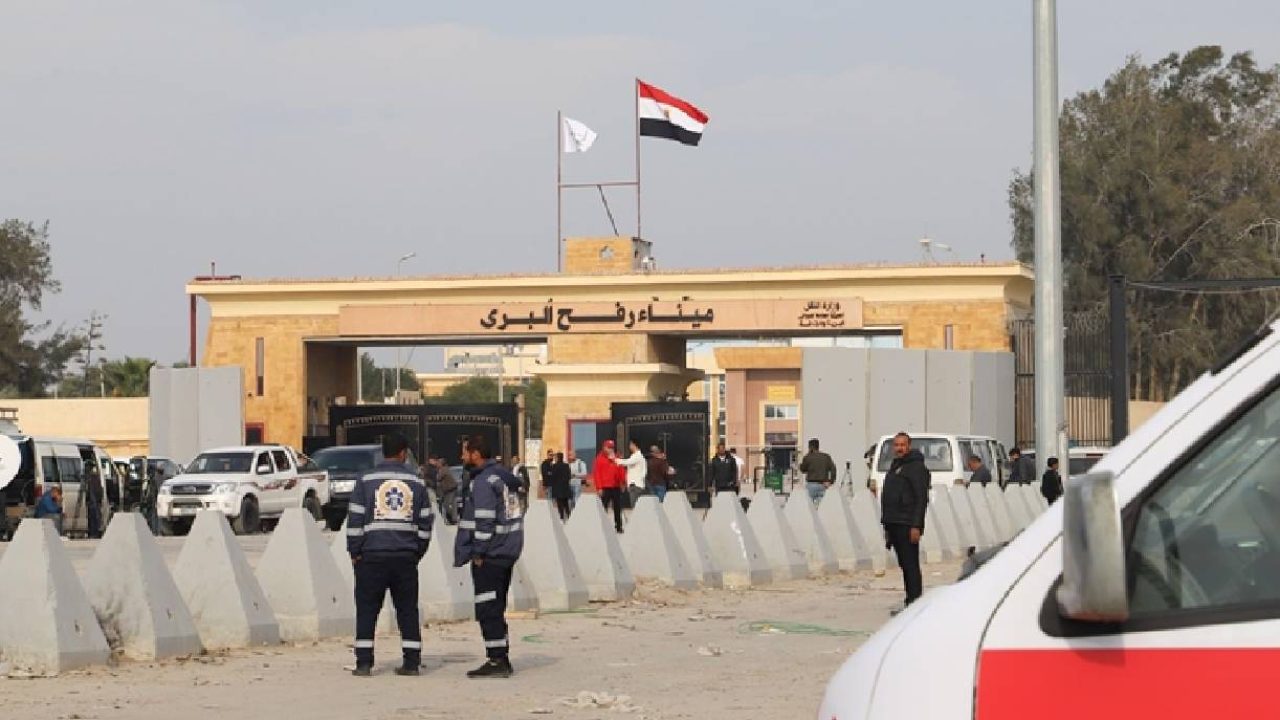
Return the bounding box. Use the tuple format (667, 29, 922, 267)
(819, 318, 1280, 718)
(1023, 446, 1110, 479)
(310, 444, 419, 531)
(866, 433, 1008, 488)
(2, 435, 114, 537)
(155, 444, 329, 535)
(126, 456, 183, 509)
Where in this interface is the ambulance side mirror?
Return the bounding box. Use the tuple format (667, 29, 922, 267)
(1057, 470, 1130, 623)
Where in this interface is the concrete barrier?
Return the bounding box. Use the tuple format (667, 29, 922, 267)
(510, 561, 539, 612)
(849, 491, 890, 572)
(564, 494, 636, 601)
(1020, 484, 1045, 519)
(418, 522, 473, 622)
(621, 496, 698, 589)
(818, 490, 868, 572)
(1034, 485, 1049, 511)
(0, 519, 111, 673)
(947, 486, 988, 551)
(746, 489, 809, 580)
(920, 502, 949, 564)
(84, 513, 202, 660)
(965, 485, 1001, 546)
(517, 500, 590, 611)
(174, 511, 280, 650)
(257, 508, 355, 642)
(982, 484, 1017, 542)
(327, 521, 404, 632)
(662, 492, 723, 588)
(782, 491, 839, 576)
(703, 492, 771, 588)
(1002, 487, 1032, 532)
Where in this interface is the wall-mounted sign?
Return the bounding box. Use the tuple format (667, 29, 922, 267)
(766, 385, 797, 401)
(339, 298, 864, 337)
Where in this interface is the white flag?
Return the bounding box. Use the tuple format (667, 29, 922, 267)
(562, 116, 597, 153)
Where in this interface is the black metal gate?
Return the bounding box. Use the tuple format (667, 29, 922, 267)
(1011, 310, 1113, 450)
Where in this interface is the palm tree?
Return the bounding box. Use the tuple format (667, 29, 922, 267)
(101, 357, 155, 397)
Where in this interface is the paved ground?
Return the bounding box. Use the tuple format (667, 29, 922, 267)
(0, 531, 963, 720)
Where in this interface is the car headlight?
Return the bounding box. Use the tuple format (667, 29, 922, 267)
(332, 479, 355, 493)
(158, 483, 172, 496)
(213, 483, 238, 494)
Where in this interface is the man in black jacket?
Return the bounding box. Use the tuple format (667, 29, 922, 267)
(1041, 457, 1064, 504)
(880, 432, 931, 610)
(710, 444, 738, 494)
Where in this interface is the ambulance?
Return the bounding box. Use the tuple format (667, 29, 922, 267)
(820, 317, 1280, 719)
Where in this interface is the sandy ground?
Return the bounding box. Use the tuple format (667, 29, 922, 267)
(0, 534, 963, 720)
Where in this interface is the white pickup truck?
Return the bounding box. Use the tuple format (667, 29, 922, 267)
(156, 444, 330, 535)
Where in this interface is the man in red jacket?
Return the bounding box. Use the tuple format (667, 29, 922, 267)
(593, 440, 625, 533)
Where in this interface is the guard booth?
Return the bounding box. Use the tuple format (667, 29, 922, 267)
(322, 403, 519, 465)
(611, 401, 711, 507)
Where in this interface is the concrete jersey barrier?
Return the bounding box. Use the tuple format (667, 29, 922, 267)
(746, 489, 809, 580)
(516, 500, 590, 611)
(661, 492, 723, 588)
(818, 490, 869, 572)
(564, 494, 636, 602)
(782, 490, 839, 576)
(621, 495, 698, 589)
(702, 492, 771, 588)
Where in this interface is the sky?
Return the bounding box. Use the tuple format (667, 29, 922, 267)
(2, 0, 1278, 370)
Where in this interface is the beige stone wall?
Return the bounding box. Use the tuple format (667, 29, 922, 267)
(864, 299, 1016, 351)
(563, 236, 648, 274)
(7, 398, 149, 457)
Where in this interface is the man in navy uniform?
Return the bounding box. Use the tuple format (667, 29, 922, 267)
(455, 434, 524, 678)
(346, 432, 433, 677)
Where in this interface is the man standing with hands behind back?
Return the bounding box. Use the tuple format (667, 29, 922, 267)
(880, 432, 930, 613)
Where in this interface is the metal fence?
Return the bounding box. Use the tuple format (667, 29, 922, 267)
(1011, 310, 1113, 450)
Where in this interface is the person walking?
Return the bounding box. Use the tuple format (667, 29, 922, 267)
(710, 444, 738, 495)
(1041, 457, 1064, 504)
(880, 432, 930, 612)
(539, 451, 555, 500)
(455, 434, 525, 679)
(646, 445, 674, 502)
(1007, 448, 1034, 488)
(549, 452, 572, 520)
(84, 460, 105, 539)
(142, 464, 163, 534)
(967, 455, 993, 486)
(618, 440, 647, 509)
(567, 451, 588, 509)
(424, 454, 459, 525)
(593, 440, 625, 533)
(346, 432, 433, 677)
(510, 456, 531, 512)
(799, 438, 836, 503)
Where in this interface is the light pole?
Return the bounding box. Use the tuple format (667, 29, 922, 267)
(394, 252, 417, 399)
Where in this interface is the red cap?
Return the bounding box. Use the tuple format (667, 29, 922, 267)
(603, 440, 615, 448)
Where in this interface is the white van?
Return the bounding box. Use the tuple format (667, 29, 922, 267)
(2, 435, 116, 535)
(820, 318, 1280, 718)
(866, 433, 1007, 488)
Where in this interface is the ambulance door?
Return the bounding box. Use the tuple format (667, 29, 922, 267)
(975, 355, 1280, 719)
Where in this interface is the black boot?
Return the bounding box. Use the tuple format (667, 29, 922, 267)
(351, 665, 372, 677)
(395, 665, 420, 676)
(467, 657, 513, 678)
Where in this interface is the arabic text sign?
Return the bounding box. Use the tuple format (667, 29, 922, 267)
(338, 298, 863, 337)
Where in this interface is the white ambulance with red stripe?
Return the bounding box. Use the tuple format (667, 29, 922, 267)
(820, 318, 1280, 719)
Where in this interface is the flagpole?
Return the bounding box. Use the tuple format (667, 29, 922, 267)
(557, 110, 563, 272)
(634, 77, 642, 239)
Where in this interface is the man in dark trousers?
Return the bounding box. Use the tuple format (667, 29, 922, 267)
(549, 452, 573, 520)
(346, 432, 433, 677)
(84, 460, 105, 539)
(710, 443, 738, 495)
(1041, 457, 1064, 504)
(455, 434, 525, 679)
(967, 455, 993, 486)
(880, 432, 931, 612)
(1007, 447, 1034, 488)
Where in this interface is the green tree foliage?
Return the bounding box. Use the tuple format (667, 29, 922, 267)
(359, 352, 421, 402)
(0, 220, 84, 397)
(1010, 47, 1280, 400)
(427, 375, 546, 437)
(59, 357, 157, 398)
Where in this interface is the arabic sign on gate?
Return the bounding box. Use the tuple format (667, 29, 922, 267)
(338, 298, 864, 337)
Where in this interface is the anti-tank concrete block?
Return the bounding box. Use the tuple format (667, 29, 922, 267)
(84, 513, 202, 660)
(1018, 485, 1044, 520)
(965, 485, 1001, 546)
(818, 490, 868, 572)
(746, 489, 809, 580)
(621, 496, 698, 589)
(174, 511, 280, 650)
(328, 521, 402, 632)
(0, 519, 111, 674)
(982, 484, 1017, 542)
(257, 508, 355, 642)
(418, 522, 473, 622)
(661, 492, 723, 588)
(564, 494, 635, 601)
(1002, 487, 1032, 532)
(929, 489, 967, 554)
(509, 561, 539, 612)
(849, 491, 889, 573)
(783, 490, 839, 576)
(920, 502, 949, 564)
(946, 486, 987, 551)
(702, 492, 771, 588)
(516, 500, 589, 611)
(936, 487, 974, 550)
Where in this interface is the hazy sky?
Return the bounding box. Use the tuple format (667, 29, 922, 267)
(3, 0, 1277, 369)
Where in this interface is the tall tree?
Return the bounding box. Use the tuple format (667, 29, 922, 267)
(359, 352, 421, 403)
(426, 376, 546, 437)
(0, 220, 83, 397)
(1010, 47, 1280, 400)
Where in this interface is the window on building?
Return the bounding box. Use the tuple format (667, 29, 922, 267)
(764, 403, 799, 420)
(254, 337, 265, 396)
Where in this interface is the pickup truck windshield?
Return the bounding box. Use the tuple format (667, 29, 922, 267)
(312, 448, 378, 473)
(187, 452, 254, 474)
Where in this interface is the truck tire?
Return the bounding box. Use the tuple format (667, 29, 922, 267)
(232, 496, 261, 535)
(303, 493, 323, 522)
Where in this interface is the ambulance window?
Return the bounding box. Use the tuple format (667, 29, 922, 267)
(1129, 384, 1280, 617)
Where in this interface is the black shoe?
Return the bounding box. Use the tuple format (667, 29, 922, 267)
(352, 665, 372, 677)
(467, 658, 513, 678)
(395, 665, 420, 676)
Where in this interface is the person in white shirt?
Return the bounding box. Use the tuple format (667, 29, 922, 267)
(730, 448, 747, 489)
(567, 451, 589, 508)
(617, 440, 648, 508)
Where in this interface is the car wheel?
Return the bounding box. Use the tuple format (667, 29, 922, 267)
(232, 496, 261, 535)
(303, 493, 323, 522)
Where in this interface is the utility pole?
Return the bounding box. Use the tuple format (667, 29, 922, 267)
(394, 252, 416, 400)
(81, 312, 106, 398)
(1033, 0, 1067, 474)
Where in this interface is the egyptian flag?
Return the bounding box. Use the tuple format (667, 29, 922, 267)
(638, 80, 708, 146)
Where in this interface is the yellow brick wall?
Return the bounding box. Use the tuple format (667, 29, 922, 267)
(548, 334, 683, 365)
(563, 236, 646, 274)
(864, 300, 1015, 351)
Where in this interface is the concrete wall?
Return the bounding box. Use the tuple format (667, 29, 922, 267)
(5, 398, 149, 457)
(801, 348, 1015, 469)
(150, 368, 243, 464)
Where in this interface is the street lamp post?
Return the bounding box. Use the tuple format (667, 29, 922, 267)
(394, 252, 417, 400)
